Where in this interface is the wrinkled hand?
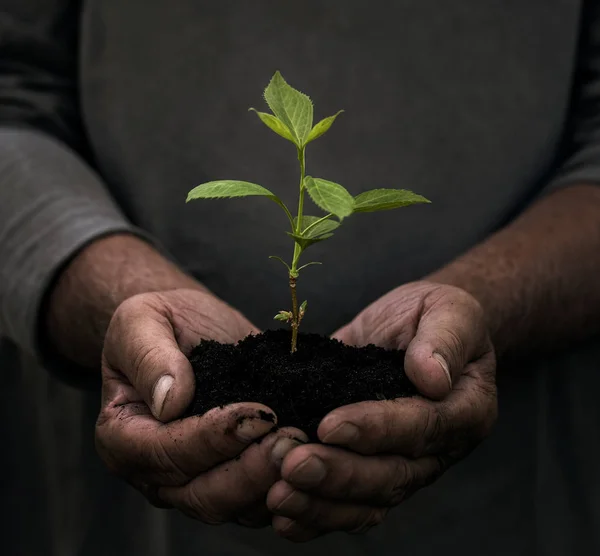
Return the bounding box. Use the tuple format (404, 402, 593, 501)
(96, 289, 307, 527)
(267, 282, 497, 541)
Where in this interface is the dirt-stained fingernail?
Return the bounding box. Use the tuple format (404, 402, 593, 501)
(152, 375, 174, 419)
(271, 437, 302, 468)
(432, 352, 452, 389)
(235, 413, 276, 442)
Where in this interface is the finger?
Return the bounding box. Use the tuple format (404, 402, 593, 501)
(272, 517, 321, 543)
(277, 444, 444, 505)
(318, 357, 497, 457)
(269, 483, 387, 538)
(159, 428, 308, 524)
(404, 286, 490, 399)
(96, 399, 278, 486)
(331, 321, 360, 346)
(103, 293, 195, 421)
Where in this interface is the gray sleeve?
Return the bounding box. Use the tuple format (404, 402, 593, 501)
(547, 1, 600, 189)
(0, 0, 146, 356)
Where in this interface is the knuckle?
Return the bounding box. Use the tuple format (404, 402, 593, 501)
(386, 458, 413, 506)
(132, 344, 162, 381)
(465, 386, 498, 444)
(437, 327, 466, 366)
(94, 419, 122, 475)
(424, 456, 449, 486)
(150, 436, 189, 484)
(414, 404, 442, 457)
(110, 295, 143, 333)
(349, 508, 387, 534)
(338, 461, 361, 498)
(185, 485, 227, 525)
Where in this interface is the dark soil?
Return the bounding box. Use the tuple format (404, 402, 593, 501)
(187, 329, 416, 440)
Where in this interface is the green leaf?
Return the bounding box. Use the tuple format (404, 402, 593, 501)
(294, 215, 340, 238)
(249, 109, 296, 144)
(353, 189, 431, 213)
(287, 231, 334, 251)
(305, 110, 344, 144)
(263, 71, 313, 146)
(288, 215, 341, 251)
(269, 255, 291, 273)
(304, 177, 355, 219)
(187, 180, 278, 202)
(299, 300, 308, 313)
(297, 261, 322, 272)
(274, 311, 292, 322)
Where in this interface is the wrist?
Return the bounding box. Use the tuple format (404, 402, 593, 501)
(44, 233, 203, 369)
(425, 185, 600, 357)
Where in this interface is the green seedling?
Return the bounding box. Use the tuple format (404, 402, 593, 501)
(187, 71, 430, 353)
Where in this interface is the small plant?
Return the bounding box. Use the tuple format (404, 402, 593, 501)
(187, 72, 430, 353)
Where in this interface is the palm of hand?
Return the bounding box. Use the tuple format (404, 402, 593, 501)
(266, 281, 498, 541)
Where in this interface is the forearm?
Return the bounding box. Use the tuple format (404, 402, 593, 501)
(427, 184, 600, 357)
(45, 233, 205, 369)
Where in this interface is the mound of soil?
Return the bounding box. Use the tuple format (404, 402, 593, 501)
(187, 329, 416, 440)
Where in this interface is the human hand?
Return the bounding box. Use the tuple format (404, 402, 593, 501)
(96, 288, 307, 527)
(266, 282, 497, 541)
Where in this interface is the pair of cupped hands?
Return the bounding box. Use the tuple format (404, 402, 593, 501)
(96, 281, 497, 542)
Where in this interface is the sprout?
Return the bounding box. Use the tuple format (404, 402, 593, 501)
(187, 72, 430, 352)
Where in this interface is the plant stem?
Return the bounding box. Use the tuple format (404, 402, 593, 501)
(289, 146, 306, 353)
(289, 275, 299, 353)
(291, 147, 306, 273)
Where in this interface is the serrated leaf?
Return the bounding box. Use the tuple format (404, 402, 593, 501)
(304, 177, 355, 219)
(249, 109, 296, 144)
(187, 180, 277, 202)
(287, 231, 334, 251)
(305, 110, 344, 144)
(353, 189, 431, 213)
(264, 71, 313, 146)
(294, 215, 341, 238)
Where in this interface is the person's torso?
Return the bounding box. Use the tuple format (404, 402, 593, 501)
(79, 0, 580, 332)
(9, 3, 600, 555)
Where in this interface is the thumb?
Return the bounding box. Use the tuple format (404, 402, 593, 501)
(103, 294, 195, 422)
(404, 294, 488, 400)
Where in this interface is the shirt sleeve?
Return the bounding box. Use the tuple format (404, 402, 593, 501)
(0, 0, 147, 357)
(546, 1, 600, 189)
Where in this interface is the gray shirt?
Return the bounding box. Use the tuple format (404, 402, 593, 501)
(1, 1, 600, 554)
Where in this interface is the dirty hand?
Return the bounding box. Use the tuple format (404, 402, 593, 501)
(96, 289, 307, 527)
(267, 281, 497, 541)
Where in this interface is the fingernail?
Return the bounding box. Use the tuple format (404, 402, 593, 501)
(289, 455, 327, 488)
(275, 516, 297, 534)
(432, 352, 452, 389)
(152, 375, 174, 419)
(321, 422, 360, 445)
(274, 490, 310, 514)
(235, 414, 275, 442)
(271, 437, 301, 468)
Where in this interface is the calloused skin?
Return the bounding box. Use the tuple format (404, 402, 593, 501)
(95, 289, 308, 526)
(47, 185, 600, 539)
(266, 184, 600, 541)
(266, 282, 497, 541)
